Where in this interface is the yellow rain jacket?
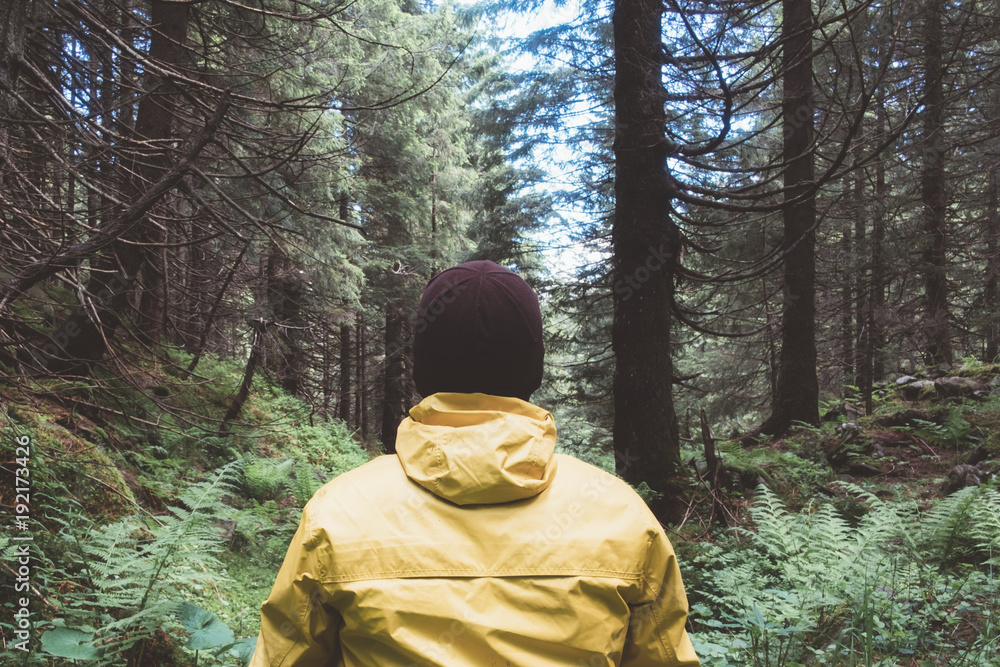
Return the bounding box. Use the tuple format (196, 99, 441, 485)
(251, 393, 699, 667)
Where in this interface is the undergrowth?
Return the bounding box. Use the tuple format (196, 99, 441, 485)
(686, 483, 1000, 666)
(0, 350, 370, 665)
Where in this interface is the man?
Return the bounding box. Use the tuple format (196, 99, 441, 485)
(251, 260, 700, 666)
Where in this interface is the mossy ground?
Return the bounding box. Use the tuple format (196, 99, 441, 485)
(0, 351, 370, 666)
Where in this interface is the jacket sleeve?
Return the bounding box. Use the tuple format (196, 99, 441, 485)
(250, 508, 341, 667)
(620, 528, 700, 667)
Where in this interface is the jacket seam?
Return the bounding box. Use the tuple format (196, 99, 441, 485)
(317, 569, 644, 583)
(638, 533, 656, 597)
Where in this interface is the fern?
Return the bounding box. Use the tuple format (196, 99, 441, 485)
(291, 457, 322, 506)
(906, 407, 975, 448)
(915, 484, 995, 566)
(43, 462, 241, 665)
(242, 455, 296, 501)
(688, 484, 1000, 665)
(969, 487, 1000, 567)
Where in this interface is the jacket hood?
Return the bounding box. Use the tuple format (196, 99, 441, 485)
(395, 392, 557, 505)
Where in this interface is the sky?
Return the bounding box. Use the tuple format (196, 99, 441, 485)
(470, 0, 604, 280)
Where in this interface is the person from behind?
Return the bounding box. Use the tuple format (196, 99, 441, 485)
(251, 259, 700, 666)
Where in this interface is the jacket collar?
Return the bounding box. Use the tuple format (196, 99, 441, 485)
(395, 393, 558, 505)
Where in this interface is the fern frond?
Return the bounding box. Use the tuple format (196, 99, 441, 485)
(916, 485, 983, 565)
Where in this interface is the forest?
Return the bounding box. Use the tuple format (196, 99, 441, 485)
(0, 0, 999, 664)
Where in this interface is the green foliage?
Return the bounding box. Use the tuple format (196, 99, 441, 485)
(178, 601, 235, 651)
(687, 484, 1000, 666)
(711, 437, 834, 499)
(240, 454, 322, 506)
(632, 481, 663, 505)
(917, 483, 1000, 567)
(40, 627, 102, 661)
(5, 463, 255, 666)
(896, 406, 976, 449)
(242, 456, 296, 502)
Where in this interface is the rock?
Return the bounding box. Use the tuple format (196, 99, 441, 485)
(991, 375, 1000, 388)
(822, 402, 863, 423)
(848, 462, 882, 477)
(844, 403, 863, 421)
(934, 376, 982, 398)
(925, 363, 953, 379)
(969, 445, 989, 466)
(835, 422, 862, 444)
(902, 380, 936, 401)
(873, 408, 929, 428)
(217, 519, 237, 541)
(941, 464, 987, 495)
(896, 375, 918, 385)
(825, 442, 851, 468)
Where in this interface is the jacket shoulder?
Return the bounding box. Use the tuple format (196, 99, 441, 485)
(549, 454, 660, 521)
(308, 454, 401, 498)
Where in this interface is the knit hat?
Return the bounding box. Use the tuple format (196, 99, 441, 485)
(412, 260, 544, 401)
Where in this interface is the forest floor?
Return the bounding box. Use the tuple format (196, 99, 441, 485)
(677, 362, 1000, 666)
(1, 354, 998, 665)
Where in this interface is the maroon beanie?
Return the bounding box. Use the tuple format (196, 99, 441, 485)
(412, 261, 544, 401)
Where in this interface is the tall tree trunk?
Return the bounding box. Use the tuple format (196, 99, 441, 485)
(762, 0, 819, 434)
(0, 0, 27, 180)
(920, 0, 952, 366)
(859, 63, 890, 413)
(356, 311, 368, 441)
(135, 0, 189, 345)
(840, 179, 854, 389)
(339, 323, 352, 425)
(380, 308, 406, 454)
(322, 325, 333, 415)
(52, 0, 191, 371)
(266, 247, 305, 396)
(612, 0, 683, 522)
(222, 319, 267, 432)
(985, 168, 999, 362)
(867, 106, 888, 409)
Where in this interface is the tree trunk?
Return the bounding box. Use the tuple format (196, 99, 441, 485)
(0, 0, 27, 179)
(840, 181, 854, 389)
(184, 244, 246, 378)
(266, 247, 305, 396)
(356, 311, 368, 441)
(222, 319, 267, 432)
(51, 0, 191, 371)
(380, 308, 407, 454)
(867, 104, 888, 411)
(761, 0, 819, 434)
(339, 324, 352, 425)
(920, 0, 952, 366)
(612, 0, 683, 522)
(985, 168, 999, 362)
(135, 0, 190, 345)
